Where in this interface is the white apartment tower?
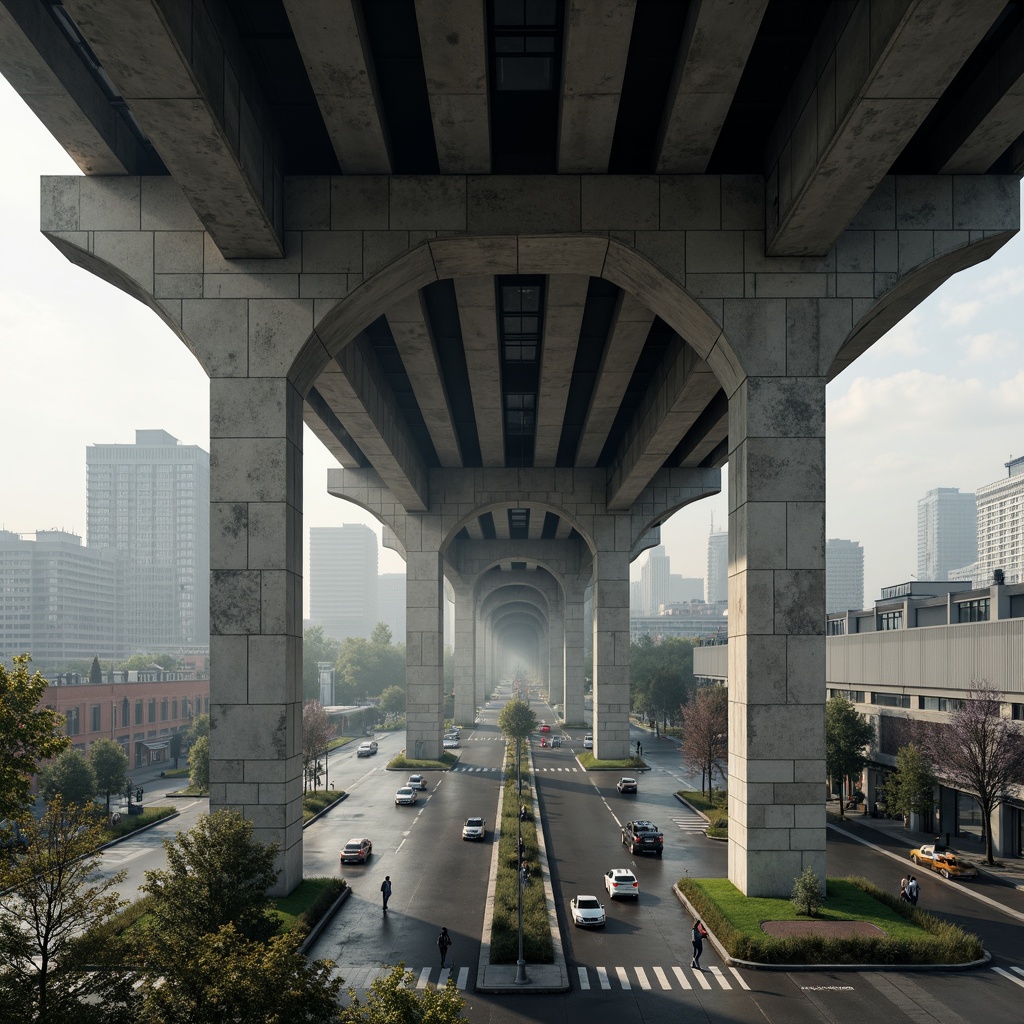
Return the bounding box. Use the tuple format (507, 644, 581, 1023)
(309, 525, 379, 641)
(826, 539, 864, 613)
(706, 529, 728, 604)
(975, 456, 1024, 586)
(640, 545, 671, 614)
(87, 430, 210, 653)
(917, 487, 977, 581)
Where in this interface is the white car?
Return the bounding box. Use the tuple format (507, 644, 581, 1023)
(583, 734, 593, 749)
(462, 816, 486, 841)
(356, 741, 378, 757)
(407, 774, 428, 791)
(395, 787, 417, 806)
(604, 868, 639, 899)
(443, 736, 460, 748)
(570, 894, 606, 927)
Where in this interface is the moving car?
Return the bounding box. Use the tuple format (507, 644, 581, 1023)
(539, 724, 551, 733)
(462, 816, 486, 841)
(550, 735, 561, 747)
(408, 774, 428, 790)
(909, 844, 979, 879)
(604, 868, 639, 898)
(621, 819, 664, 855)
(340, 837, 372, 863)
(356, 741, 378, 757)
(443, 736, 460, 748)
(395, 787, 418, 805)
(616, 777, 638, 794)
(570, 895, 606, 927)
(583, 734, 593, 749)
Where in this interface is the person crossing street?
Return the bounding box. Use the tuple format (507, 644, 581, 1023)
(437, 926, 452, 968)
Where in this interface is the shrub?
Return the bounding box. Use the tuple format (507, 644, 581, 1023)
(791, 866, 824, 916)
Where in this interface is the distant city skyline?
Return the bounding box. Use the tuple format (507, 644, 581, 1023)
(3, 76, 1024, 614)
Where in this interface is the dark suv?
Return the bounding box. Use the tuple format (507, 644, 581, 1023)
(621, 819, 664, 856)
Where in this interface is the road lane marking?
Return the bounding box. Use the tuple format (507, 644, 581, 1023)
(728, 966, 750, 990)
(615, 966, 630, 989)
(671, 966, 691, 989)
(708, 965, 731, 989)
(652, 966, 671, 990)
(634, 966, 651, 990)
(993, 967, 1024, 989)
(693, 969, 712, 990)
(577, 967, 590, 990)
(597, 966, 610, 990)
(438, 968, 451, 986)
(416, 967, 430, 989)
(457, 967, 468, 988)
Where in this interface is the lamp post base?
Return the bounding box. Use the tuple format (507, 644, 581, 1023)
(514, 959, 529, 985)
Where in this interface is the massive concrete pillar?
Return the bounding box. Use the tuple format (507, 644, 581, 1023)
(406, 518, 445, 760)
(563, 575, 587, 727)
(548, 594, 564, 709)
(592, 544, 631, 760)
(726, 369, 827, 897)
(452, 581, 475, 725)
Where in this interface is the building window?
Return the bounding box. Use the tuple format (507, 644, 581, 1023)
(148, 699, 156, 724)
(872, 692, 911, 708)
(90, 704, 101, 732)
(505, 393, 535, 434)
(956, 598, 990, 623)
(830, 689, 864, 703)
(172, 699, 178, 721)
(827, 619, 847, 636)
(160, 698, 168, 722)
(135, 700, 143, 726)
(921, 696, 965, 712)
(65, 707, 80, 736)
(878, 610, 903, 630)
(122, 697, 130, 728)
(1013, 704, 1024, 721)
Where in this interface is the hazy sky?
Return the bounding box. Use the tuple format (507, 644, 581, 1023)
(2, 75, 1022, 614)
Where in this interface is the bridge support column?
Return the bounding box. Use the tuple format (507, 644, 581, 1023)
(727, 371, 827, 897)
(592, 545, 631, 760)
(563, 576, 587, 727)
(452, 582, 476, 726)
(547, 595, 564, 711)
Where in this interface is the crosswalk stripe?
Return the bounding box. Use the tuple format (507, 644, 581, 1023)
(993, 966, 1024, 989)
(708, 965, 731, 989)
(597, 966, 610, 990)
(456, 967, 468, 988)
(416, 967, 430, 990)
(652, 966, 671, 990)
(578, 967, 590, 990)
(671, 966, 691, 990)
(615, 966, 630, 989)
(438, 968, 451, 986)
(635, 966, 651, 990)
(693, 969, 712, 990)
(1012, 966, 1024, 977)
(728, 966, 750, 990)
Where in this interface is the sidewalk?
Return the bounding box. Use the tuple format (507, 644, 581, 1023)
(826, 799, 1024, 891)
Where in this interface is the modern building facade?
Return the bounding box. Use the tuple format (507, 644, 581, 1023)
(976, 456, 1024, 587)
(87, 430, 210, 654)
(377, 573, 407, 644)
(309, 525, 379, 642)
(639, 545, 670, 616)
(705, 530, 728, 605)
(917, 487, 977, 582)
(0, 529, 120, 671)
(826, 538, 864, 614)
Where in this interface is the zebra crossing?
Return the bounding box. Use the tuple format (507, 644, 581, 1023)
(670, 810, 710, 834)
(578, 964, 749, 992)
(449, 765, 581, 774)
(992, 964, 1024, 989)
(332, 965, 470, 992)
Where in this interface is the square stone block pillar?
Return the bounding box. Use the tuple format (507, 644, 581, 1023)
(727, 374, 827, 897)
(453, 583, 476, 726)
(209, 376, 304, 896)
(548, 599, 564, 710)
(563, 579, 586, 726)
(592, 547, 630, 760)
(406, 517, 445, 760)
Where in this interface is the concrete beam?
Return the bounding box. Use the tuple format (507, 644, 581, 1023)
(767, 0, 1005, 256)
(320, 336, 430, 512)
(302, 394, 364, 469)
(385, 293, 462, 467)
(283, 0, 391, 174)
(534, 275, 589, 466)
(557, 0, 635, 173)
(606, 339, 720, 510)
(656, 0, 767, 173)
(415, 0, 489, 172)
(63, 0, 283, 257)
(454, 276, 505, 466)
(575, 292, 654, 466)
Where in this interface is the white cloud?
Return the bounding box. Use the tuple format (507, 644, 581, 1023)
(941, 298, 983, 325)
(963, 331, 1014, 364)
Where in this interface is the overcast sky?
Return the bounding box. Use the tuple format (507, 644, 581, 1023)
(2, 74, 1022, 615)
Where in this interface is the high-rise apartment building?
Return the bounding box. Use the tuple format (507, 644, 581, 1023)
(378, 572, 406, 642)
(705, 530, 728, 604)
(87, 430, 210, 653)
(826, 539, 864, 613)
(640, 545, 670, 615)
(917, 487, 977, 581)
(0, 530, 120, 671)
(975, 456, 1024, 586)
(309, 525, 379, 641)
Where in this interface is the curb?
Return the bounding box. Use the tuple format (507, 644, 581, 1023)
(298, 885, 352, 956)
(95, 808, 181, 853)
(302, 791, 349, 829)
(672, 792, 728, 841)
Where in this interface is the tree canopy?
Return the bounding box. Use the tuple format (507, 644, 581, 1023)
(187, 735, 210, 793)
(40, 749, 97, 808)
(825, 696, 874, 818)
(0, 655, 70, 819)
(88, 738, 129, 815)
(89, 656, 103, 686)
(923, 684, 1024, 864)
(378, 685, 406, 719)
(334, 626, 405, 703)
(681, 685, 728, 797)
(888, 742, 937, 823)
(629, 636, 693, 726)
(497, 698, 537, 741)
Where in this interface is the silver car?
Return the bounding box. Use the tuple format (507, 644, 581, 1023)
(395, 787, 417, 806)
(462, 816, 486, 840)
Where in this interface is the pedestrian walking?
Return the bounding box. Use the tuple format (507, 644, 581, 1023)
(907, 875, 919, 905)
(437, 926, 452, 967)
(381, 875, 392, 912)
(900, 875, 908, 898)
(691, 918, 708, 969)
(636, 740, 641, 756)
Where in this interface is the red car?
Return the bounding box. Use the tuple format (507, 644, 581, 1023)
(540, 724, 551, 733)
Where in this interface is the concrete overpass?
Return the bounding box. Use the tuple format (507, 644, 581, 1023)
(2, 0, 1023, 895)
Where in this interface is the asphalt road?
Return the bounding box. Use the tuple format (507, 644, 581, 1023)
(96, 692, 1024, 1023)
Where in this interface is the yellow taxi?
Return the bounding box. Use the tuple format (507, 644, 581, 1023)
(909, 843, 979, 879)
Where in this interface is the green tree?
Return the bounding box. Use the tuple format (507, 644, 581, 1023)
(40, 749, 97, 807)
(0, 655, 70, 818)
(141, 809, 280, 944)
(118, 654, 178, 671)
(681, 685, 728, 797)
(825, 696, 875, 818)
(302, 700, 336, 793)
(342, 962, 467, 1024)
(89, 656, 103, 686)
(378, 684, 406, 719)
(187, 712, 209, 747)
(629, 636, 693, 726)
(889, 742, 937, 824)
(188, 735, 210, 793)
(88, 738, 128, 816)
(335, 624, 405, 703)
(135, 923, 343, 1024)
(497, 698, 537, 743)
(791, 866, 824, 917)
(302, 625, 342, 703)
(0, 796, 134, 1024)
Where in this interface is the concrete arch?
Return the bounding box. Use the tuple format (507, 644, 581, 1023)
(440, 498, 596, 559)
